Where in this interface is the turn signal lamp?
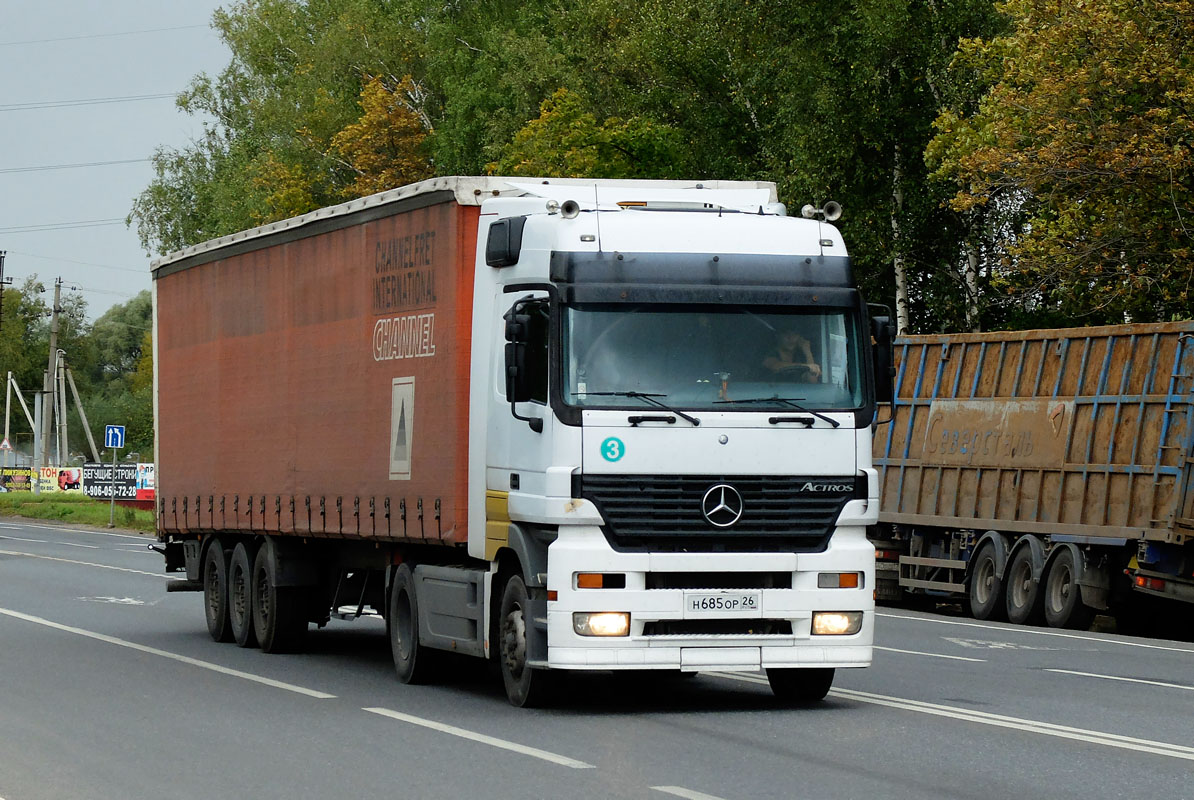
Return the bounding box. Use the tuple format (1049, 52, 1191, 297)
(812, 611, 863, 636)
(575, 573, 627, 589)
(818, 572, 862, 589)
(573, 612, 630, 637)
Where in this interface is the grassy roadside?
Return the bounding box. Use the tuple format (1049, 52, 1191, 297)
(0, 492, 155, 533)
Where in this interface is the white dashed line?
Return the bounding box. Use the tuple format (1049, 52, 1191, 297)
(0, 608, 336, 699)
(1046, 669, 1194, 692)
(363, 707, 594, 769)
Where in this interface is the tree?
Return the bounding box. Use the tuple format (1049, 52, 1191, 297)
(928, 0, 1194, 324)
(331, 77, 433, 197)
(488, 88, 685, 178)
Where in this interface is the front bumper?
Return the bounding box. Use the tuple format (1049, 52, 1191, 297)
(542, 525, 875, 671)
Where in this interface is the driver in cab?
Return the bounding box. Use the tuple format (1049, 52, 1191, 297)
(762, 325, 821, 381)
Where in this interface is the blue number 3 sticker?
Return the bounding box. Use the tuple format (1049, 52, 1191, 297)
(601, 437, 625, 462)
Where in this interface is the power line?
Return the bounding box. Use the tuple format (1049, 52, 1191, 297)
(6, 250, 147, 275)
(0, 24, 210, 47)
(0, 93, 177, 112)
(0, 158, 150, 174)
(0, 219, 125, 234)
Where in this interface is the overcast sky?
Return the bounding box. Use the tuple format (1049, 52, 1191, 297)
(1, 1, 230, 321)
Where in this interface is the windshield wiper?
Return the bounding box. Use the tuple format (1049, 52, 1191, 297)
(574, 391, 701, 426)
(713, 396, 840, 428)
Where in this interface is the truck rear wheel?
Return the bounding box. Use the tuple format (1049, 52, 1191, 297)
(1005, 546, 1044, 625)
(229, 542, 258, 648)
(203, 540, 233, 643)
(389, 564, 436, 684)
(767, 668, 834, 703)
(968, 541, 1006, 621)
(499, 574, 554, 708)
(252, 544, 308, 653)
(1043, 549, 1094, 630)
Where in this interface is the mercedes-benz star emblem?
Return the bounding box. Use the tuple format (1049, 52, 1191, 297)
(701, 484, 744, 528)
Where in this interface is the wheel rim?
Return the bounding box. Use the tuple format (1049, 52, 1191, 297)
(231, 564, 248, 625)
(395, 589, 414, 662)
(973, 555, 994, 605)
(205, 561, 222, 620)
(502, 603, 528, 681)
(1009, 559, 1032, 608)
(255, 565, 270, 631)
(1047, 563, 1074, 614)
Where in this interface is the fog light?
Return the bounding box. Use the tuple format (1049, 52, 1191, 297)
(573, 612, 630, 637)
(812, 611, 863, 636)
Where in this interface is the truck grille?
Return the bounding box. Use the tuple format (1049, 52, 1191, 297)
(578, 474, 864, 552)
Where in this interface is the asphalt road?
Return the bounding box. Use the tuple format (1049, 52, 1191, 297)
(2, 519, 1193, 800)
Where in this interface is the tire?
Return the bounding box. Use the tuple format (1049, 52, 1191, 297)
(1005, 546, 1045, 625)
(1043, 548, 1094, 630)
(228, 542, 258, 648)
(389, 564, 437, 684)
(968, 541, 1006, 621)
(203, 540, 233, 643)
(251, 543, 308, 654)
(767, 668, 835, 703)
(498, 574, 554, 708)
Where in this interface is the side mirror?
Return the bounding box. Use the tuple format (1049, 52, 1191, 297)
(503, 297, 543, 433)
(869, 313, 896, 404)
(486, 216, 528, 268)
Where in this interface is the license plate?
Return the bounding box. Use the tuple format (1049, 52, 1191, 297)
(684, 591, 762, 618)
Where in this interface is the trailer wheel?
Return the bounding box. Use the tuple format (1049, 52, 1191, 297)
(252, 545, 308, 653)
(203, 540, 233, 643)
(1005, 546, 1045, 625)
(767, 668, 835, 703)
(1044, 549, 1094, 630)
(389, 564, 436, 684)
(968, 541, 1006, 621)
(498, 574, 554, 708)
(229, 542, 258, 648)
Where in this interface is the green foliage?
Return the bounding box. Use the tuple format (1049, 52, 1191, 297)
(489, 88, 685, 178)
(929, 0, 1194, 324)
(0, 492, 155, 532)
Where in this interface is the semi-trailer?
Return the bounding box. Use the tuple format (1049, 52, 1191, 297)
(153, 176, 891, 705)
(871, 322, 1194, 632)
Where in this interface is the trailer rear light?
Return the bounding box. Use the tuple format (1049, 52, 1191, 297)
(818, 572, 862, 589)
(573, 612, 630, 637)
(812, 611, 863, 635)
(575, 573, 626, 589)
(1135, 575, 1167, 592)
(874, 549, 898, 561)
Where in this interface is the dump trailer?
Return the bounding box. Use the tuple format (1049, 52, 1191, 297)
(871, 322, 1194, 631)
(154, 176, 890, 706)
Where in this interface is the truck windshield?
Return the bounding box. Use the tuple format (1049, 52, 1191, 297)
(563, 304, 866, 411)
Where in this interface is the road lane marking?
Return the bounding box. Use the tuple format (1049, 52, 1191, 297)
(0, 548, 178, 579)
(1046, 669, 1194, 692)
(0, 522, 148, 542)
(874, 645, 985, 662)
(1, 535, 99, 549)
(652, 786, 729, 800)
(709, 672, 1194, 762)
(0, 608, 336, 699)
(363, 707, 595, 769)
(878, 611, 1194, 654)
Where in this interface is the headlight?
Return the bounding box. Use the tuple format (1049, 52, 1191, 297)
(812, 611, 863, 636)
(573, 612, 630, 637)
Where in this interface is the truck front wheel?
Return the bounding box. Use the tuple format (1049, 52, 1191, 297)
(767, 667, 834, 703)
(498, 574, 553, 708)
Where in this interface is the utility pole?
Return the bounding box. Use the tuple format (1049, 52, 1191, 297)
(40, 277, 62, 468)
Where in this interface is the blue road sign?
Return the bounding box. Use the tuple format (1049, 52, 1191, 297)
(104, 425, 126, 449)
